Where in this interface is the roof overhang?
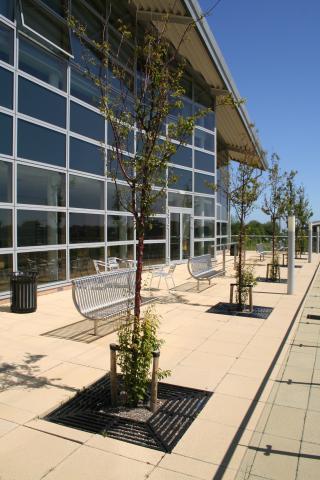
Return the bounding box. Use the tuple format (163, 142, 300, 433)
(133, 0, 267, 169)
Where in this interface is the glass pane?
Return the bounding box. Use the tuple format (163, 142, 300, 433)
(168, 192, 192, 208)
(70, 101, 104, 141)
(0, 112, 13, 156)
(170, 145, 192, 168)
(17, 164, 65, 206)
(194, 240, 214, 256)
(21, 0, 71, 54)
(107, 215, 133, 242)
(19, 77, 66, 127)
(194, 196, 215, 217)
(71, 67, 100, 107)
(0, 160, 12, 202)
(194, 129, 215, 151)
(196, 108, 215, 131)
(69, 212, 104, 243)
(142, 243, 165, 266)
(70, 246, 104, 278)
(69, 175, 104, 210)
(194, 219, 215, 239)
(108, 244, 133, 261)
(182, 214, 190, 259)
(170, 212, 180, 261)
(18, 250, 66, 284)
(168, 167, 192, 192)
(145, 218, 166, 241)
(0, 209, 12, 247)
(19, 36, 67, 90)
(0, 254, 13, 292)
(17, 210, 66, 246)
(41, 0, 67, 16)
(107, 151, 134, 182)
(194, 150, 215, 173)
(108, 123, 134, 153)
(194, 173, 215, 195)
(18, 120, 66, 167)
(221, 222, 227, 236)
(0, 22, 13, 64)
(69, 137, 104, 176)
(0, 67, 13, 109)
(107, 182, 131, 211)
(72, 0, 104, 41)
(150, 194, 166, 214)
(0, 0, 14, 20)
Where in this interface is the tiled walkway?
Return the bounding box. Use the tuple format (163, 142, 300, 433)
(236, 266, 320, 480)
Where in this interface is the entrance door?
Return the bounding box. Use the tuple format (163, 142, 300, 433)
(170, 211, 192, 262)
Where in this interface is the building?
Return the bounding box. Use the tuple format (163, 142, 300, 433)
(0, 0, 266, 297)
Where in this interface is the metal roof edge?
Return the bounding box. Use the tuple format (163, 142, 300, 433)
(183, 0, 268, 169)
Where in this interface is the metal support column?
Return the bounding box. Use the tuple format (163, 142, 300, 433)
(287, 216, 295, 295)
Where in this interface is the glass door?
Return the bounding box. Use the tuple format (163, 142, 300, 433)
(170, 211, 192, 261)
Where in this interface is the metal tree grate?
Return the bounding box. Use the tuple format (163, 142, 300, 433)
(207, 302, 273, 320)
(45, 376, 212, 452)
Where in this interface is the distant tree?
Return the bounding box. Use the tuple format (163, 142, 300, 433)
(295, 186, 313, 254)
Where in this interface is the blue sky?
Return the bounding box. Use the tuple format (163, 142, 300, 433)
(199, 0, 320, 222)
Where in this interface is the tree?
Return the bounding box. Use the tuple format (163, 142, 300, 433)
(261, 153, 286, 280)
(295, 186, 313, 254)
(69, 11, 211, 405)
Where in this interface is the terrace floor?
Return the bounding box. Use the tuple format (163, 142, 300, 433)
(0, 252, 319, 480)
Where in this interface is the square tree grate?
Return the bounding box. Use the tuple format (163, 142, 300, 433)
(207, 302, 273, 320)
(44, 376, 212, 452)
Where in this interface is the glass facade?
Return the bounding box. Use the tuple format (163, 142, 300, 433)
(0, 4, 229, 295)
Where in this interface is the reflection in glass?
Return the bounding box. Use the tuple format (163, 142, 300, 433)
(70, 101, 105, 141)
(69, 212, 104, 243)
(170, 145, 192, 168)
(71, 67, 100, 107)
(0, 112, 13, 156)
(69, 175, 104, 210)
(145, 217, 166, 241)
(170, 212, 180, 261)
(194, 240, 214, 256)
(19, 37, 67, 90)
(0, 23, 13, 64)
(168, 167, 192, 192)
(194, 173, 215, 195)
(107, 182, 131, 211)
(107, 215, 133, 242)
(19, 77, 66, 127)
(194, 129, 214, 151)
(18, 120, 66, 167)
(17, 210, 66, 246)
(69, 137, 104, 176)
(70, 246, 105, 278)
(0, 0, 14, 20)
(18, 250, 66, 284)
(0, 161, 12, 203)
(0, 209, 12, 247)
(108, 244, 134, 261)
(194, 196, 215, 217)
(0, 67, 13, 109)
(194, 150, 215, 173)
(142, 243, 165, 266)
(196, 109, 215, 131)
(194, 219, 215, 239)
(17, 165, 65, 206)
(182, 214, 191, 259)
(0, 254, 13, 292)
(168, 192, 192, 209)
(108, 123, 134, 153)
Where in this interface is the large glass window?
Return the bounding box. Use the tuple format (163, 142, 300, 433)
(196, 109, 215, 131)
(18, 250, 66, 284)
(107, 215, 133, 242)
(17, 210, 66, 247)
(194, 129, 215, 151)
(142, 243, 166, 266)
(0, 112, 13, 156)
(0, 0, 14, 20)
(194, 240, 214, 257)
(19, 37, 67, 90)
(168, 192, 192, 208)
(107, 244, 133, 261)
(70, 101, 104, 141)
(18, 120, 66, 167)
(17, 165, 65, 206)
(170, 145, 192, 168)
(194, 196, 215, 217)
(194, 173, 215, 195)
(0, 209, 12, 247)
(69, 175, 104, 210)
(194, 219, 215, 239)
(69, 137, 104, 176)
(0, 254, 12, 292)
(69, 212, 104, 243)
(71, 68, 100, 107)
(18, 77, 66, 127)
(0, 161, 12, 202)
(70, 246, 104, 278)
(107, 182, 131, 211)
(0, 67, 13, 109)
(168, 167, 192, 192)
(145, 218, 166, 240)
(0, 22, 13, 65)
(194, 150, 215, 173)
(20, 0, 71, 55)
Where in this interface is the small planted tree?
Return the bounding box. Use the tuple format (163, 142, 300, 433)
(295, 186, 313, 255)
(261, 153, 286, 280)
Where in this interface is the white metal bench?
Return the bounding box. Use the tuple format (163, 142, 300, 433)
(256, 243, 266, 261)
(187, 254, 222, 291)
(72, 268, 136, 335)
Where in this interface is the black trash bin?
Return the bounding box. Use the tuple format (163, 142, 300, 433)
(230, 244, 237, 256)
(10, 272, 37, 313)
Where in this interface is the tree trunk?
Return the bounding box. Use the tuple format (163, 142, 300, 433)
(272, 217, 276, 268)
(237, 207, 245, 311)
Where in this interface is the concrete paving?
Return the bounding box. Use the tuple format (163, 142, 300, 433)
(0, 252, 319, 479)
